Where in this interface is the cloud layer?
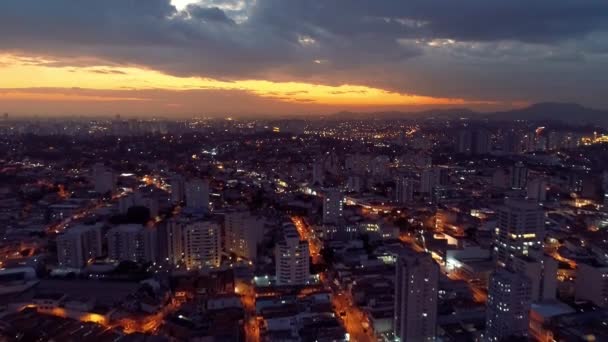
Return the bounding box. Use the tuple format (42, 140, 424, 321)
(0, 0, 607, 110)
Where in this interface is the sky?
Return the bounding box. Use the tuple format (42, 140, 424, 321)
(0, 0, 607, 117)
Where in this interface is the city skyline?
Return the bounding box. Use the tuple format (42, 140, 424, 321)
(2, 114, 608, 341)
(3, 2, 608, 341)
(1, 0, 608, 116)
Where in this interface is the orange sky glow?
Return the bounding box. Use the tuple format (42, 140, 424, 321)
(0, 54, 497, 116)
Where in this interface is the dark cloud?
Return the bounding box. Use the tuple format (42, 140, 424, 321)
(409, 0, 608, 43)
(249, 0, 608, 43)
(186, 6, 235, 24)
(0, 0, 607, 107)
(89, 69, 128, 75)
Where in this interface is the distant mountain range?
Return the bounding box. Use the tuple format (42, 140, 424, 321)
(490, 102, 608, 125)
(328, 102, 608, 126)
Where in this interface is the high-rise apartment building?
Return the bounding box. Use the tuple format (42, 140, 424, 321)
(510, 162, 528, 190)
(312, 158, 324, 185)
(513, 254, 557, 302)
(185, 178, 210, 211)
(503, 131, 523, 154)
(420, 167, 448, 194)
(275, 223, 310, 286)
(457, 129, 491, 155)
(394, 249, 439, 342)
(526, 177, 548, 203)
(165, 218, 184, 265)
(346, 175, 363, 193)
(56, 223, 103, 269)
(182, 220, 221, 269)
(165, 216, 221, 269)
(395, 177, 415, 204)
(92, 163, 115, 194)
(323, 189, 343, 224)
(107, 224, 157, 263)
(170, 175, 186, 204)
(575, 262, 608, 308)
(485, 268, 532, 341)
(495, 199, 545, 267)
(224, 211, 264, 261)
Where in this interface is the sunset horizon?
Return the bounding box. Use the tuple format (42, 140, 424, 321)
(1, 0, 607, 116)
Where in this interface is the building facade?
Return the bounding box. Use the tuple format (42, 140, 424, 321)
(107, 224, 157, 263)
(485, 268, 532, 341)
(275, 223, 310, 286)
(165, 216, 221, 269)
(575, 262, 608, 308)
(495, 199, 545, 267)
(394, 249, 439, 342)
(322, 189, 343, 224)
(185, 178, 210, 212)
(224, 211, 264, 261)
(57, 223, 103, 269)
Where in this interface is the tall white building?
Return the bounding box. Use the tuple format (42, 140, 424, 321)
(394, 249, 439, 342)
(275, 223, 310, 286)
(224, 211, 264, 261)
(322, 189, 343, 224)
(185, 178, 210, 211)
(495, 199, 545, 267)
(107, 224, 157, 263)
(56, 223, 103, 269)
(575, 262, 608, 308)
(182, 221, 221, 269)
(165, 216, 221, 269)
(92, 163, 115, 194)
(395, 177, 415, 204)
(485, 268, 532, 342)
(513, 254, 557, 302)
